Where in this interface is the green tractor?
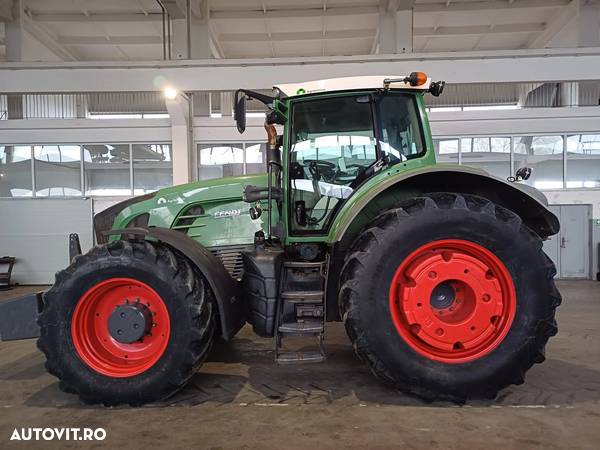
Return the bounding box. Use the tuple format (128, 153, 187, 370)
(0, 73, 561, 405)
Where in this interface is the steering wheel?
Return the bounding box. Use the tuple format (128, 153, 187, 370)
(344, 163, 364, 170)
(303, 159, 337, 181)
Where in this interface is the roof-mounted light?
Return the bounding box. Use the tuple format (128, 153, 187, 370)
(406, 72, 428, 86)
(383, 72, 428, 89)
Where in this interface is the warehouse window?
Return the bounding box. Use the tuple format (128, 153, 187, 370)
(246, 143, 267, 175)
(133, 144, 172, 194)
(198, 143, 244, 180)
(433, 138, 459, 163)
(461, 137, 511, 179)
(83, 144, 132, 196)
(34, 145, 82, 196)
(566, 134, 600, 188)
(0, 145, 33, 197)
(514, 136, 564, 189)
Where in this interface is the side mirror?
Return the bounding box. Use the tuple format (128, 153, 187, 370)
(429, 81, 445, 97)
(234, 90, 246, 134)
(516, 166, 532, 181)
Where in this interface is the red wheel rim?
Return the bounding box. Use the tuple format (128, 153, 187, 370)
(389, 239, 516, 364)
(71, 278, 170, 377)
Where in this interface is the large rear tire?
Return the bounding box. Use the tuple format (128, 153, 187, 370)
(340, 193, 561, 402)
(37, 240, 216, 406)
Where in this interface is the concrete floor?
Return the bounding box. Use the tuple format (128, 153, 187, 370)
(0, 280, 599, 449)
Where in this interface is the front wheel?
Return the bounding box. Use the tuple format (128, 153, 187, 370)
(340, 193, 561, 402)
(38, 240, 216, 406)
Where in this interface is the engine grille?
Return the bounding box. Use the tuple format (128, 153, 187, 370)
(208, 245, 252, 280)
(172, 204, 207, 237)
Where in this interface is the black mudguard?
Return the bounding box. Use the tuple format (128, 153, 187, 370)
(0, 292, 43, 341)
(106, 227, 245, 341)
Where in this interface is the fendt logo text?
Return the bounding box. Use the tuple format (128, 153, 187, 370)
(10, 427, 106, 441)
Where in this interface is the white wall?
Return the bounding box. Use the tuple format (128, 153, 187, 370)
(543, 189, 600, 218)
(0, 199, 93, 285)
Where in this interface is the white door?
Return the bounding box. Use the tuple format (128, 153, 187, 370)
(543, 204, 591, 279)
(543, 205, 561, 276)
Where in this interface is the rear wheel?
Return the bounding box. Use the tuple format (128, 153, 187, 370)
(38, 240, 216, 406)
(340, 193, 561, 402)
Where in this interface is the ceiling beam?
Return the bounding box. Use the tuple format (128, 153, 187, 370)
(527, 0, 578, 48)
(415, 22, 546, 37)
(414, 0, 571, 13)
(57, 35, 162, 45)
(0, 0, 14, 21)
(210, 6, 377, 20)
(2, 48, 600, 93)
(21, 14, 78, 60)
(209, 23, 226, 58)
(190, 0, 206, 19)
(29, 12, 163, 22)
(219, 29, 375, 43)
(27, 0, 573, 24)
(161, 0, 186, 19)
(219, 23, 546, 44)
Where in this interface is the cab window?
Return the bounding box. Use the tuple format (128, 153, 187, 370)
(376, 93, 425, 163)
(289, 95, 377, 232)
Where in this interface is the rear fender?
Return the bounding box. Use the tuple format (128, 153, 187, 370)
(106, 227, 244, 341)
(331, 165, 560, 245)
(324, 165, 560, 323)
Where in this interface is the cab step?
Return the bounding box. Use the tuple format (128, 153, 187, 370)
(279, 319, 324, 334)
(283, 261, 325, 269)
(280, 291, 324, 303)
(276, 351, 326, 364)
(274, 257, 328, 365)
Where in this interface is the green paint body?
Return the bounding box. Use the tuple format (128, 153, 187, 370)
(109, 91, 482, 248)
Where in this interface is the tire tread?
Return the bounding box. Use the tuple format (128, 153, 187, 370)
(339, 192, 561, 403)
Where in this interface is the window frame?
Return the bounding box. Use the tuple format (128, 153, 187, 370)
(0, 141, 172, 199)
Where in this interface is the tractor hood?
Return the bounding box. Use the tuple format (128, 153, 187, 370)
(96, 173, 270, 247)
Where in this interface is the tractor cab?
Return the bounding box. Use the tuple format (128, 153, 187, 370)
(234, 73, 445, 237)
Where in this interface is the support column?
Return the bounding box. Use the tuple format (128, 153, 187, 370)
(5, 0, 22, 62)
(165, 94, 193, 185)
(378, 0, 414, 54)
(577, 1, 600, 48)
(4, 0, 74, 61)
(171, 0, 211, 59)
(5, 1, 22, 119)
(574, 1, 600, 106)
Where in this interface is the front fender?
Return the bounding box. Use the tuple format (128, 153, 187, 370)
(106, 227, 244, 341)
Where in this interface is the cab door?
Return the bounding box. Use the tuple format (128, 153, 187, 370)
(288, 94, 378, 233)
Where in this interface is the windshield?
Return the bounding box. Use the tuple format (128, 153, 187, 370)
(289, 92, 425, 233)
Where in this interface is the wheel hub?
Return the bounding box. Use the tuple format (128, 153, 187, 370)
(71, 278, 170, 378)
(389, 239, 516, 364)
(429, 281, 455, 309)
(108, 302, 152, 344)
